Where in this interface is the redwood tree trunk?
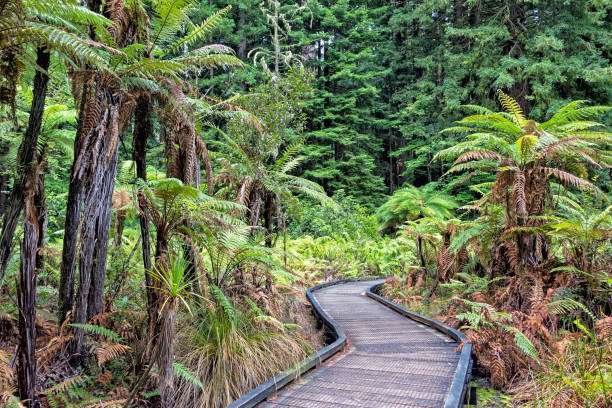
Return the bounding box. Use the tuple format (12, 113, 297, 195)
(0, 48, 50, 284)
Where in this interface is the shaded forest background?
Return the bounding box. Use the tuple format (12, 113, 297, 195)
(198, 0, 612, 204)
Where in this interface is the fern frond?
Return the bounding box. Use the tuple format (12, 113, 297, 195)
(497, 89, 526, 124)
(173, 362, 204, 391)
(504, 326, 540, 364)
(69, 323, 123, 343)
(168, 6, 232, 53)
(96, 342, 131, 366)
(547, 298, 596, 322)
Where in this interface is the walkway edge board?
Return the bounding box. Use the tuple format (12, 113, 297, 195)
(366, 283, 473, 408)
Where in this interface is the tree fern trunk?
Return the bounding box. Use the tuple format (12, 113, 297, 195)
(70, 93, 122, 358)
(0, 173, 7, 218)
(133, 95, 154, 321)
(0, 48, 50, 284)
(15, 49, 50, 404)
(158, 300, 177, 408)
(87, 146, 119, 319)
(17, 220, 37, 407)
(34, 172, 47, 271)
(58, 79, 89, 328)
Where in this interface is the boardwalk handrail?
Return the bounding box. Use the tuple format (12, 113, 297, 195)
(227, 278, 472, 408)
(367, 283, 473, 408)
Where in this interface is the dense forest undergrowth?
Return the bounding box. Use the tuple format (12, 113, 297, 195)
(0, 0, 611, 407)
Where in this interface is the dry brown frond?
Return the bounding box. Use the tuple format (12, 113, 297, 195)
(96, 370, 113, 385)
(453, 150, 503, 165)
(543, 167, 591, 188)
(36, 335, 73, 368)
(96, 342, 131, 366)
(84, 398, 127, 408)
(0, 349, 13, 387)
(490, 342, 507, 389)
(514, 170, 527, 217)
(595, 315, 612, 342)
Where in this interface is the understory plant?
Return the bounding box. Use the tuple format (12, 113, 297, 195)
(175, 286, 308, 408)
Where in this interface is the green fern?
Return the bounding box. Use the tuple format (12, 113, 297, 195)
(173, 362, 204, 391)
(504, 326, 541, 364)
(547, 298, 596, 322)
(69, 323, 123, 343)
(210, 286, 236, 326)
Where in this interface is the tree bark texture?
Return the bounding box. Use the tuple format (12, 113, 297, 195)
(0, 173, 8, 217)
(69, 91, 122, 356)
(18, 221, 38, 407)
(158, 301, 177, 408)
(57, 82, 89, 328)
(0, 48, 50, 284)
(34, 171, 47, 271)
(133, 95, 154, 323)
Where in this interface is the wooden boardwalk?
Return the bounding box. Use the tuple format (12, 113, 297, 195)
(258, 280, 462, 408)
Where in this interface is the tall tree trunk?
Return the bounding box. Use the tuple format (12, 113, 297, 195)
(0, 173, 8, 217)
(57, 84, 88, 328)
(0, 48, 50, 284)
(34, 171, 47, 271)
(113, 212, 126, 248)
(238, 8, 246, 60)
(16, 47, 51, 407)
(158, 300, 177, 408)
(87, 148, 119, 320)
(263, 194, 275, 247)
(18, 220, 38, 407)
(70, 94, 122, 357)
(133, 96, 153, 311)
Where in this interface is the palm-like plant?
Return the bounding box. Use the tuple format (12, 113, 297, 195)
(376, 184, 458, 233)
(434, 91, 611, 271)
(214, 130, 334, 245)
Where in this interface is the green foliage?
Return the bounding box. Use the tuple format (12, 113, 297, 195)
(287, 190, 377, 238)
(148, 252, 198, 312)
(287, 233, 413, 279)
(68, 324, 123, 343)
(173, 362, 204, 391)
(376, 183, 458, 232)
(441, 272, 505, 297)
(175, 287, 309, 408)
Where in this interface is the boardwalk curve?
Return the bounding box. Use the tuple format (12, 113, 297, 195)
(228, 279, 472, 408)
